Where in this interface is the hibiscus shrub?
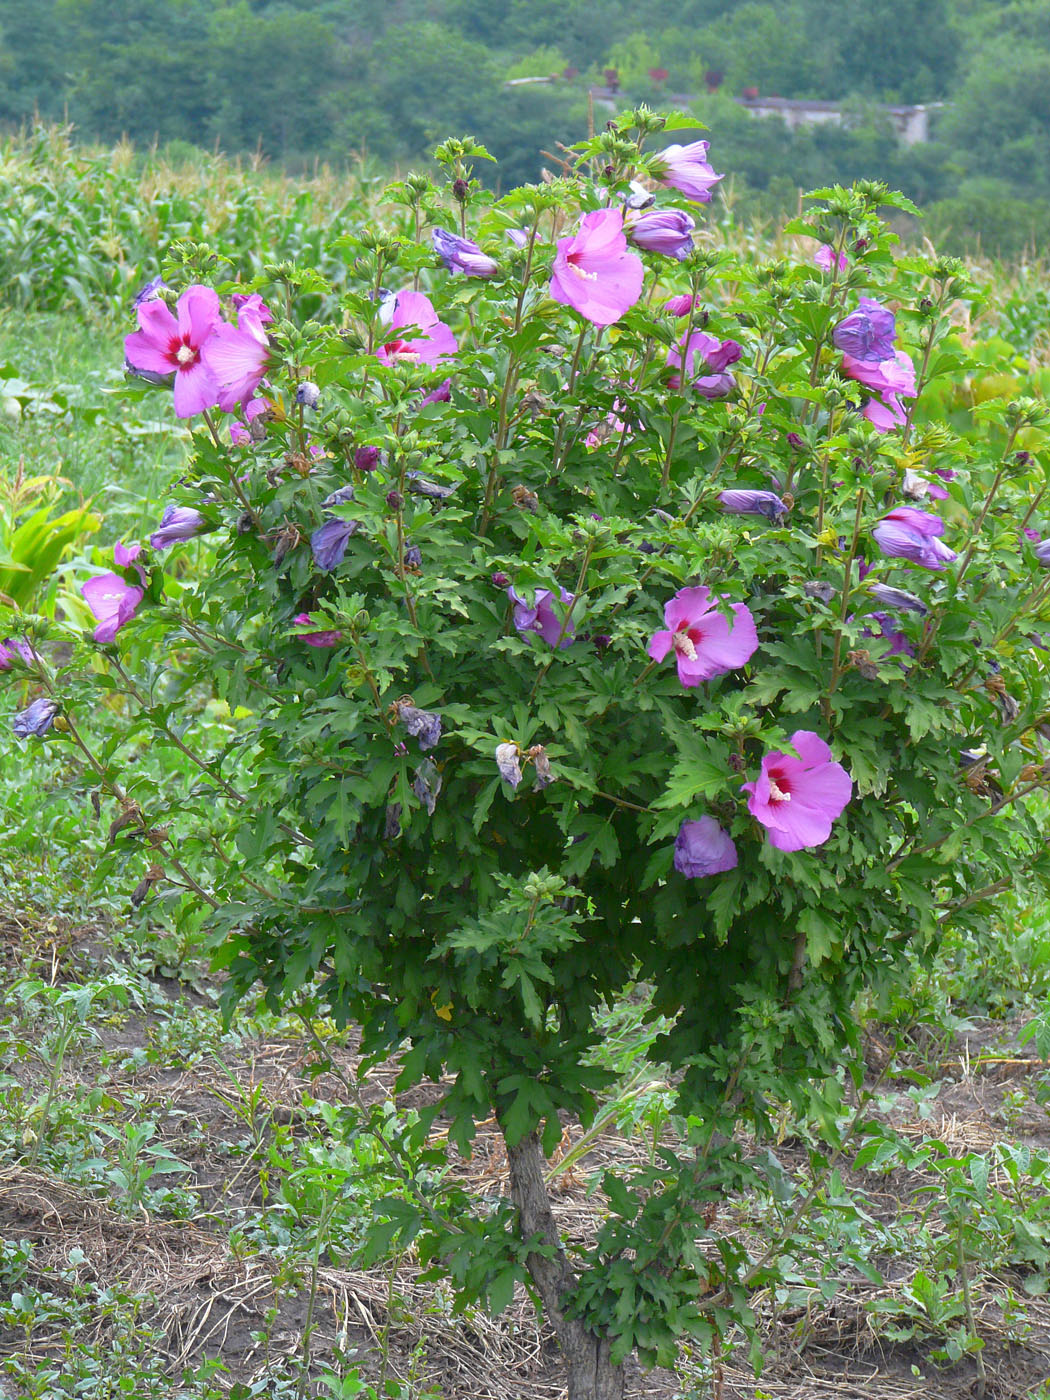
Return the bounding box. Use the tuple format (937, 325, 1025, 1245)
(8, 115, 1050, 1397)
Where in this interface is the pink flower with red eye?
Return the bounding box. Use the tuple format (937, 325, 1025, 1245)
(741, 730, 852, 852)
(124, 284, 223, 418)
(549, 208, 644, 327)
(81, 573, 144, 644)
(200, 295, 273, 413)
(647, 585, 758, 686)
(376, 290, 457, 368)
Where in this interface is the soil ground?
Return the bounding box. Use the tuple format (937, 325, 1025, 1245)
(1, 907, 1049, 1400)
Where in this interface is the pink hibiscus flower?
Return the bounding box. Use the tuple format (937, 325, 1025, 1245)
(741, 731, 852, 852)
(842, 348, 916, 432)
(200, 295, 273, 413)
(549, 209, 644, 327)
(376, 291, 457, 368)
(81, 573, 144, 644)
(647, 585, 759, 686)
(124, 284, 223, 418)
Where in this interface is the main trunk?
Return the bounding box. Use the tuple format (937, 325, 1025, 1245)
(504, 1131, 625, 1400)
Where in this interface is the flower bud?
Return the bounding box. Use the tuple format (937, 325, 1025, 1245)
(295, 381, 321, 409)
(386, 490, 404, 510)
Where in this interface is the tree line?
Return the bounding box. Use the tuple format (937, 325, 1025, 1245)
(1, 0, 1048, 254)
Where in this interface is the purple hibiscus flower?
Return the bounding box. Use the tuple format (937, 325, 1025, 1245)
(842, 349, 916, 432)
(873, 507, 957, 570)
(654, 140, 723, 202)
(292, 612, 342, 648)
(832, 297, 897, 363)
(432, 228, 499, 277)
(81, 573, 144, 644)
(200, 294, 273, 413)
(667, 330, 742, 396)
(626, 207, 695, 261)
(0, 636, 33, 669)
(719, 489, 789, 523)
(673, 817, 738, 878)
(376, 290, 457, 369)
(311, 518, 360, 571)
(124, 283, 223, 418)
(508, 586, 576, 649)
(150, 505, 205, 551)
(814, 244, 848, 273)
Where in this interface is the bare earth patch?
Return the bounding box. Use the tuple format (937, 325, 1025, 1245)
(1, 912, 1049, 1399)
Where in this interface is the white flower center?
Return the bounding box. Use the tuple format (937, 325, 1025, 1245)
(768, 777, 791, 803)
(673, 627, 697, 661)
(568, 257, 598, 281)
(175, 343, 196, 365)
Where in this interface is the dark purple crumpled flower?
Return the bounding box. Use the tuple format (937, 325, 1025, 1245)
(311, 517, 360, 571)
(719, 489, 788, 523)
(403, 544, 422, 569)
(496, 742, 522, 788)
(397, 703, 442, 751)
(412, 757, 441, 815)
(673, 817, 738, 878)
(149, 505, 205, 551)
(13, 697, 59, 739)
(354, 446, 381, 472)
(832, 297, 896, 363)
(406, 471, 455, 499)
(626, 207, 695, 261)
(323, 484, 357, 508)
(508, 585, 576, 649)
(431, 228, 499, 277)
